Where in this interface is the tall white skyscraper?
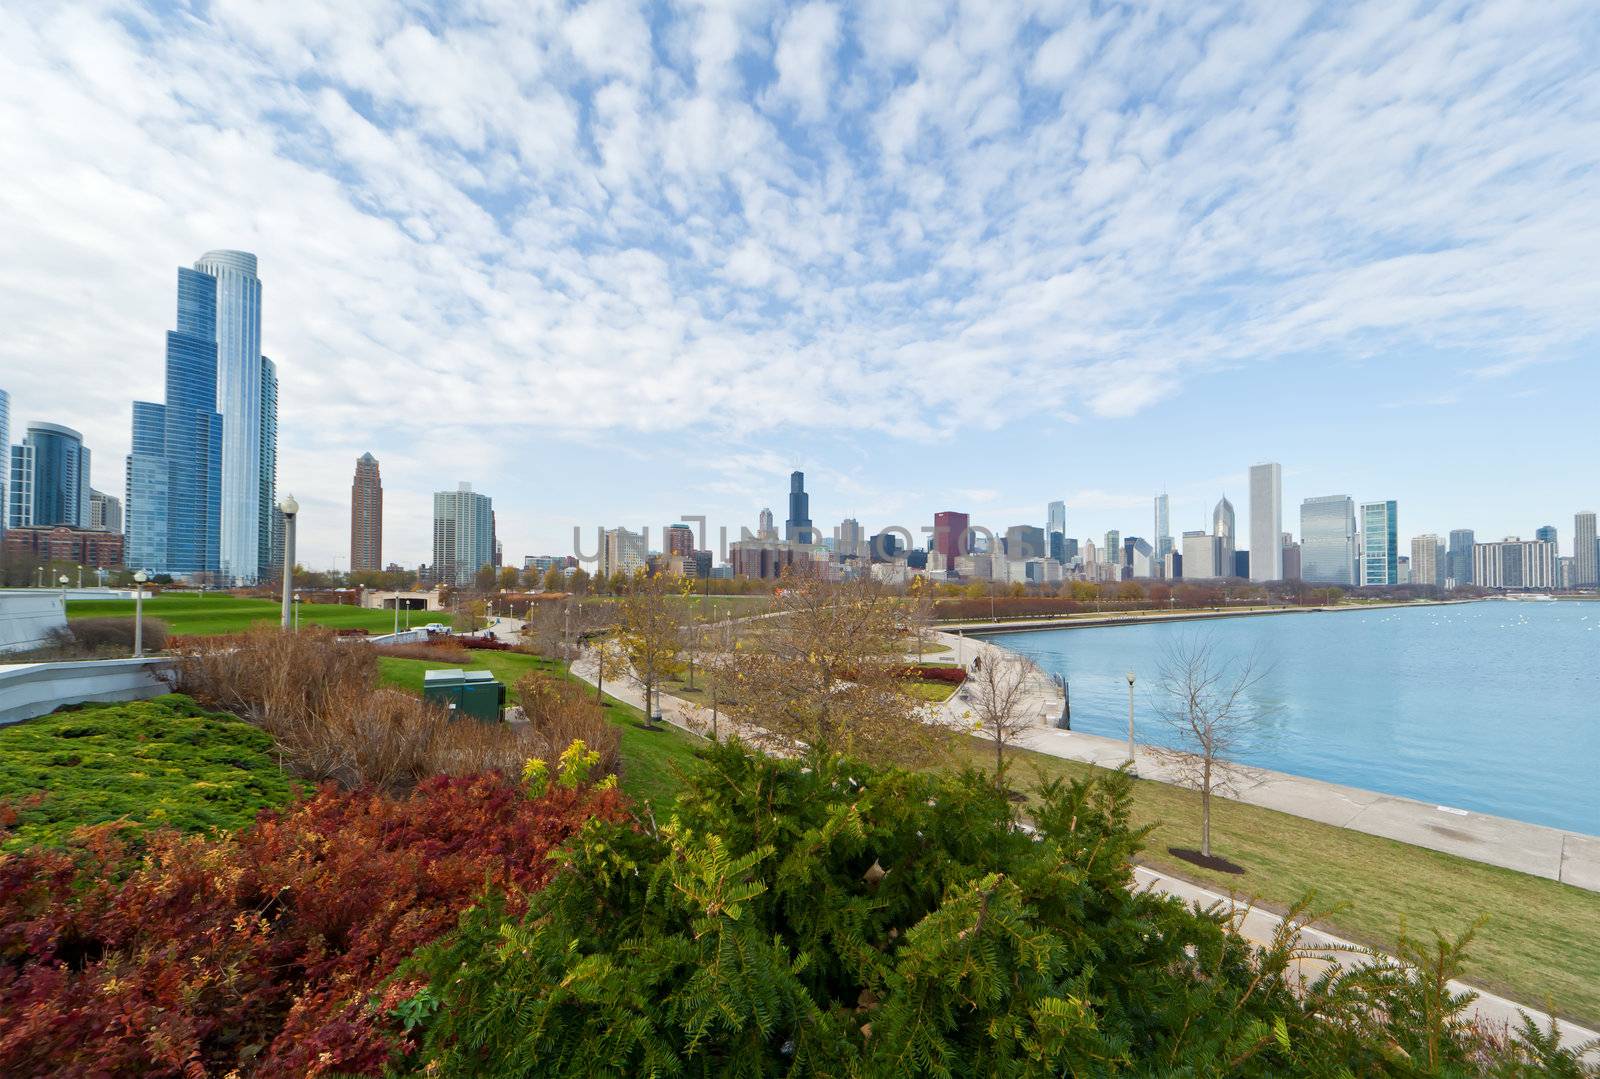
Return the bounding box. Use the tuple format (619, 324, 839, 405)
(1247, 463, 1282, 582)
(433, 482, 494, 585)
(1153, 493, 1171, 563)
(194, 250, 270, 584)
(1212, 495, 1235, 573)
(1410, 534, 1441, 587)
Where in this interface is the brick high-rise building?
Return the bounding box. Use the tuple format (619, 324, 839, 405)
(350, 453, 382, 573)
(932, 511, 970, 563)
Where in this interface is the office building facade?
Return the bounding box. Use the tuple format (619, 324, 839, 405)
(1212, 497, 1236, 572)
(1248, 463, 1282, 581)
(350, 453, 383, 573)
(1360, 501, 1398, 586)
(89, 489, 122, 534)
(599, 526, 647, 578)
(1153, 493, 1171, 564)
(1300, 496, 1357, 585)
(757, 507, 776, 540)
(3, 525, 124, 570)
(1410, 534, 1441, 588)
(1575, 512, 1598, 587)
(9, 422, 91, 529)
(1182, 530, 1220, 579)
(432, 482, 494, 586)
(933, 511, 970, 562)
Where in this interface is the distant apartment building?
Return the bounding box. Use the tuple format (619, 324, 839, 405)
(1410, 534, 1441, 588)
(432, 482, 494, 586)
(664, 523, 695, 556)
(1360, 501, 1398, 585)
(599, 526, 647, 579)
(3, 525, 124, 569)
(1281, 535, 1302, 581)
(10, 422, 91, 529)
(350, 453, 383, 573)
(1299, 496, 1357, 585)
(1474, 538, 1558, 590)
(1248, 463, 1282, 582)
(730, 539, 820, 580)
(1447, 529, 1476, 586)
(1575, 512, 1598, 587)
(88, 489, 122, 534)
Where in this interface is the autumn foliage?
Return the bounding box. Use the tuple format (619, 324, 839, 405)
(0, 771, 628, 1077)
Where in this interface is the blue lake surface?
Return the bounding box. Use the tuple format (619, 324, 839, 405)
(976, 601, 1600, 835)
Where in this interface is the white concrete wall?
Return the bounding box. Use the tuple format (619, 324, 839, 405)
(0, 657, 177, 726)
(0, 591, 68, 654)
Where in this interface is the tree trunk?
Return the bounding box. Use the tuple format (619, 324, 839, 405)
(1201, 760, 1212, 857)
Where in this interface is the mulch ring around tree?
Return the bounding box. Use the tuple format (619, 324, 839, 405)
(1168, 846, 1245, 875)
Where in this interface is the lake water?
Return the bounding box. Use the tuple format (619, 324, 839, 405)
(976, 601, 1600, 835)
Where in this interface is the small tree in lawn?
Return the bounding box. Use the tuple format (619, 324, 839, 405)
(1151, 635, 1272, 860)
(615, 571, 685, 729)
(903, 576, 936, 662)
(591, 627, 627, 707)
(965, 650, 1040, 790)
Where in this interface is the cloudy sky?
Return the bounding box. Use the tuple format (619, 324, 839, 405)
(2, 0, 1597, 569)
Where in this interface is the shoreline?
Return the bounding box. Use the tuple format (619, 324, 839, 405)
(942, 597, 1477, 635)
(937, 629, 1599, 891)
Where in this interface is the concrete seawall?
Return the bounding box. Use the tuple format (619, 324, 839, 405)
(0, 657, 176, 726)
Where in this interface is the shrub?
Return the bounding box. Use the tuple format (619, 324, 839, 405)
(372, 641, 473, 663)
(514, 672, 621, 780)
(0, 695, 292, 850)
(54, 615, 170, 654)
(176, 628, 540, 792)
(406, 742, 1594, 1077)
(0, 770, 629, 1078)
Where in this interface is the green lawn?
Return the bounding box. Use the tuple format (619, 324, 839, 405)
(69, 593, 452, 637)
(377, 652, 703, 808)
(0, 695, 294, 850)
(959, 741, 1600, 1028)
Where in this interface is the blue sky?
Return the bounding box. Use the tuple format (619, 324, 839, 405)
(1, 0, 1597, 568)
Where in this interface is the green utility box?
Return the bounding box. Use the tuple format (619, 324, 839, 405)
(422, 668, 507, 722)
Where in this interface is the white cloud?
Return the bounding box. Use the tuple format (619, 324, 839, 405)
(767, 1, 840, 121)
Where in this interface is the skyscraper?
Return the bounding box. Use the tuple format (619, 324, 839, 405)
(600, 527, 647, 578)
(1212, 496, 1235, 574)
(665, 523, 695, 555)
(1534, 524, 1557, 550)
(89, 489, 122, 534)
(1153, 494, 1171, 563)
(193, 251, 270, 584)
(0, 388, 8, 543)
(1474, 537, 1558, 590)
(1248, 463, 1282, 582)
(1447, 529, 1475, 586)
(350, 453, 383, 573)
(837, 517, 865, 559)
(933, 511, 970, 562)
(8, 422, 91, 529)
(126, 265, 224, 579)
(757, 507, 776, 540)
(1575, 512, 1597, 587)
(1300, 496, 1357, 585)
(257, 357, 278, 576)
(1410, 534, 1441, 588)
(1048, 500, 1067, 562)
(1104, 530, 1121, 564)
(785, 471, 813, 543)
(432, 482, 494, 586)
(1360, 501, 1398, 586)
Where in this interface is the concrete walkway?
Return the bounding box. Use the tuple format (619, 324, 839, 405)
(564, 647, 1598, 1055)
(939, 631, 1600, 892)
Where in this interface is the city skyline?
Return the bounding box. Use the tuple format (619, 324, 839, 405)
(2, 3, 1598, 567)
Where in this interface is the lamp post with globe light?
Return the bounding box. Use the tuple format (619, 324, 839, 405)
(1125, 670, 1139, 777)
(279, 494, 299, 629)
(133, 571, 148, 657)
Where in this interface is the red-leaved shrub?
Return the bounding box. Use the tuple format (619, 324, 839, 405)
(0, 773, 628, 1077)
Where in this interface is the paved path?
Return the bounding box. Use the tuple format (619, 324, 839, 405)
(939, 631, 1600, 892)
(563, 647, 1598, 1055)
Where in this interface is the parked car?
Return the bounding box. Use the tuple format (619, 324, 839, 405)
(422, 623, 450, 634)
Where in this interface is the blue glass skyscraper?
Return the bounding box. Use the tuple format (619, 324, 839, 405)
(9, 422, 91, 529)
(1361, 501, 1399, 586)
(126, 267, 224, 578)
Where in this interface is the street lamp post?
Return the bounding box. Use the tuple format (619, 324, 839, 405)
(294, 596, 301, 631)
(58, 574, 69, 600)
(1124, 670, 1138, 777)
(279, 494, 299, 629)
(133, 571, 147, 657)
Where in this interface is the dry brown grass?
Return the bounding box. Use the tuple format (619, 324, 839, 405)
(515, 671, 621, 779)
(372, 641, 474, 664)
(176, 628, 540, 791)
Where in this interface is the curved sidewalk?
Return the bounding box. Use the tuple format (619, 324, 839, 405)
(941, 630, 1600, 893)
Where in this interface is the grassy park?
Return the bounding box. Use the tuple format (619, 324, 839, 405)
(68, 593, 451, 637)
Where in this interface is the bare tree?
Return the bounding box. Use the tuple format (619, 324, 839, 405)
(1151, 635, 1272, 859)
(903, 578, 936, 662)
(963, 650, 1040, 788)
(614, 571, 685, 728)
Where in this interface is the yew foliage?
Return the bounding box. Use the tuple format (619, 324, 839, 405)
(0, 772, 627, 1077)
